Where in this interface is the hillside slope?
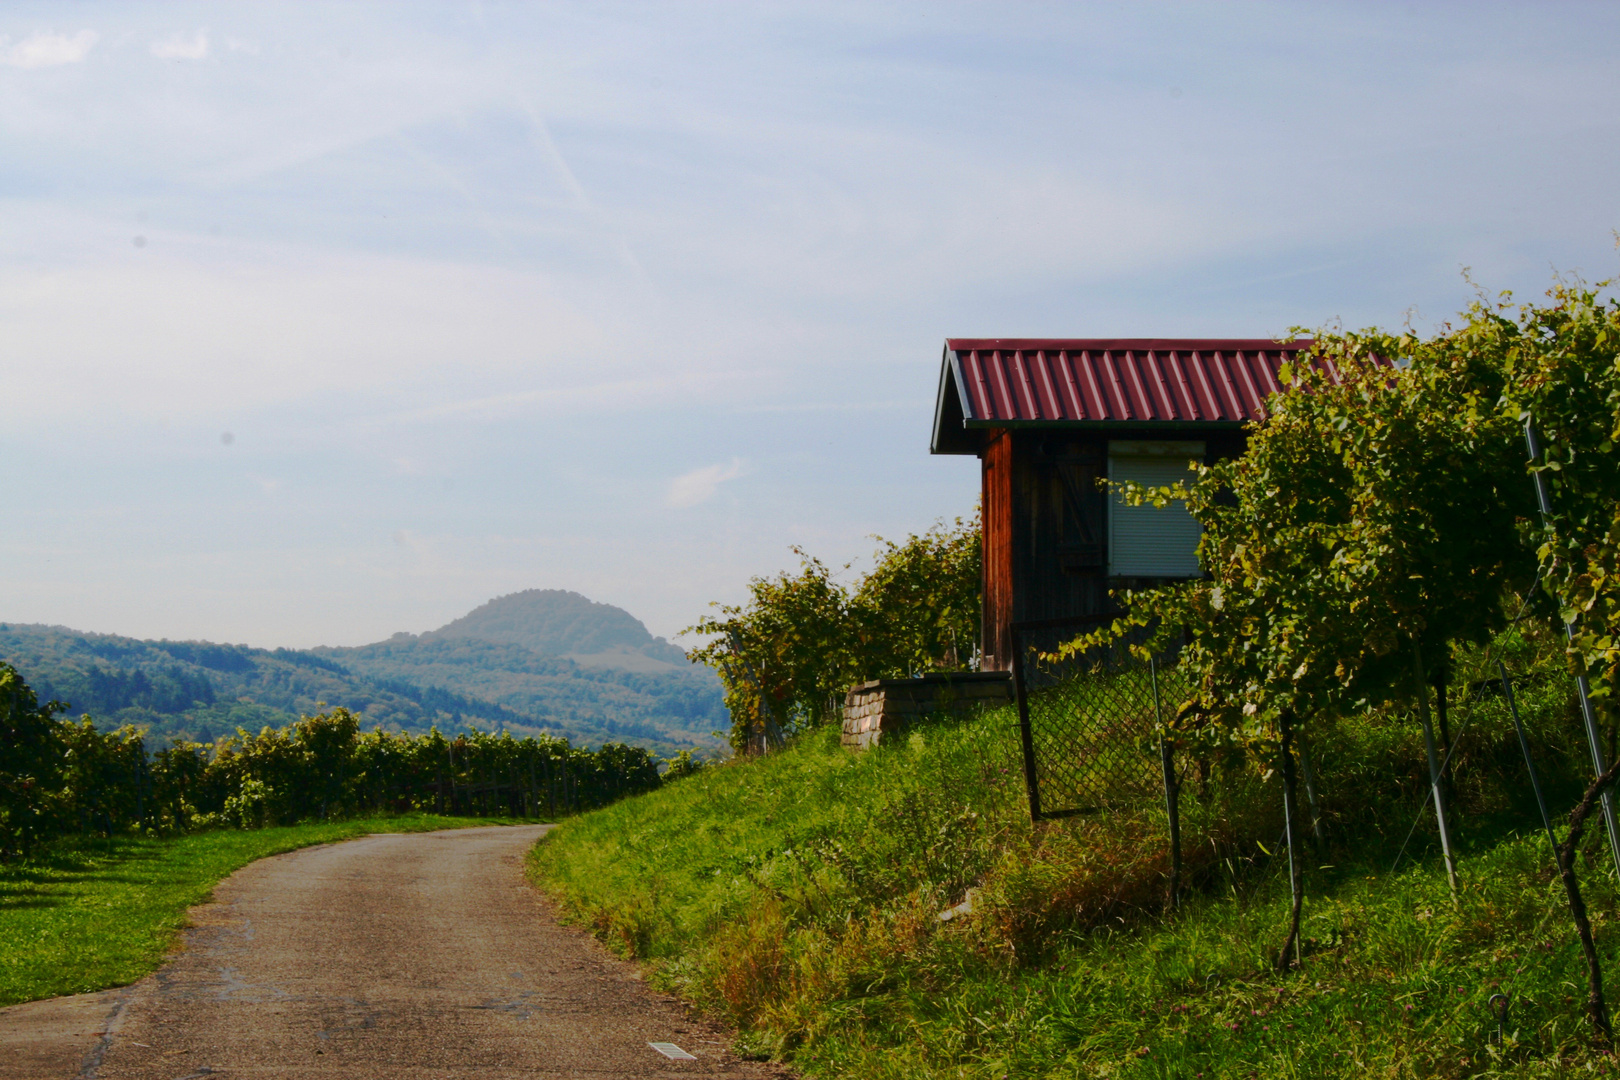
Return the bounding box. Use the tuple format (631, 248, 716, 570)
(532, 647, 1616, 1078)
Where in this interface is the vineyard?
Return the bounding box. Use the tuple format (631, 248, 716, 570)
(532, 278, 1620, 1077)
(0, 665, 664, 858)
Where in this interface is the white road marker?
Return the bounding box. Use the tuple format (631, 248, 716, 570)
(649, 1041, 697, 1060)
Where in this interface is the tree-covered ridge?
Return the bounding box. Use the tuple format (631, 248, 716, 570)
(316, 635, 723, 747)
(0, 621, 723, 756)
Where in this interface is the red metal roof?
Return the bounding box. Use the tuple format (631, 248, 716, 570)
(933, 338, 1339, 454)
(950, 337, 1321, 424)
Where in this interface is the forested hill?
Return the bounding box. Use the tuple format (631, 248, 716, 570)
(0, 593, 723, 756)
(423, 588, 690, 672)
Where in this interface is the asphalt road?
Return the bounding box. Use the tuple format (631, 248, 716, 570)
(1, 825, 785, 1079)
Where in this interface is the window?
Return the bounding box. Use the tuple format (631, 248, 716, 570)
(1107, 440, 1204, 577)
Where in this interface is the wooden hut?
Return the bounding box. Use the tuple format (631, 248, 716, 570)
(930, 338, 1320, 671)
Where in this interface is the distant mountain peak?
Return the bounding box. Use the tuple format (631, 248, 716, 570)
(424, 589, 688, 668)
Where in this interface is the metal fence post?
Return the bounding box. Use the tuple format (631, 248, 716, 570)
(1011, 625, 1042, 821)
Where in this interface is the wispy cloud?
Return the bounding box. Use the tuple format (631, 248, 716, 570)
(0, 30, 97, 69)
(666, 459, 745, 509)
(151, 30, 208, 61)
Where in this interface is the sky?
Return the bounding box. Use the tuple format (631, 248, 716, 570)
(2, 1, 1618, 649)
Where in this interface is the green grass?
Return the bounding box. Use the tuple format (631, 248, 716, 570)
(531, 653, 1620, 1079)
(0, 814, 536, 1006)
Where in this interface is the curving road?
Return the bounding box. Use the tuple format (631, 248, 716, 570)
(1, 825, 784, 1079)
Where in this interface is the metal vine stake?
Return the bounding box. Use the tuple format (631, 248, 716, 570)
(1525, 417, 1620, 879)
(1412, 639, 1459, 901)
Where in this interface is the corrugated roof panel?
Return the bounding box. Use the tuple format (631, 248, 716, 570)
(944, 339, 1321, 428)
(1053, 352, 1083, 419)
(1077, 351, 1109, 420)
(1169, 352, 1203, 421)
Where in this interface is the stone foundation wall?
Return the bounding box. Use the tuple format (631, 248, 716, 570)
(841, 672, 1013, 750)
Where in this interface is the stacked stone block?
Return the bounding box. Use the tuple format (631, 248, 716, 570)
(840, 672, 1013, 750)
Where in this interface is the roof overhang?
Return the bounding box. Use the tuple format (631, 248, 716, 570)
(931, 346, 975, 454)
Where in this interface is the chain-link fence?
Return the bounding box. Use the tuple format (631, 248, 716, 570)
(1010, 615, 1189, 821)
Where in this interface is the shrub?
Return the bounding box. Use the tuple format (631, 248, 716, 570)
(687, 516, 980, 751)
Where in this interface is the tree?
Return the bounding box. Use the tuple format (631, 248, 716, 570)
(0, 663, 65, 857)
(687, 514, 981, 753)
(850, 517, 981, 675)
(687, 550, 854, 753)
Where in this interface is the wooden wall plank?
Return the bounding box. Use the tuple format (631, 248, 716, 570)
(982, 432, 1015, 670)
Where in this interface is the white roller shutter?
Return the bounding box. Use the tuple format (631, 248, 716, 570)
(1108, 441, 1204, 578)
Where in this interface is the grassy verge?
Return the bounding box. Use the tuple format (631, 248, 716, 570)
(531, 663, 1620, 1079)
(0, 813, 537, 1006)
